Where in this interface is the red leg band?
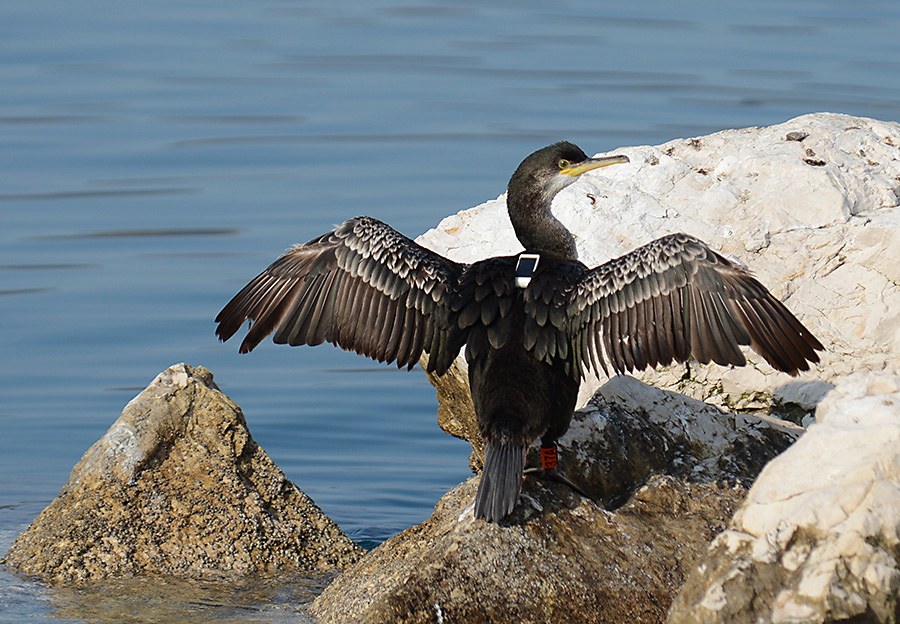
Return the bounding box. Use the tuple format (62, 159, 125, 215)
(540, 445, 558, 470)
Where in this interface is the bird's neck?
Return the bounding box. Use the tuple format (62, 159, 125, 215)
(507, 183, 577, 260)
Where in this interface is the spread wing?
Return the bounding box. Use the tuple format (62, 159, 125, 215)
(568, 233, 823, 377)
(215, 216, 465, 374)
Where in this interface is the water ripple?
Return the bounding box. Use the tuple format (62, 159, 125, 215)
(0, 188, 197, 201)
(29, 228, 240, 241)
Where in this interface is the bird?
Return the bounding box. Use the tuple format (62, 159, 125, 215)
(215, 141, 823, 523)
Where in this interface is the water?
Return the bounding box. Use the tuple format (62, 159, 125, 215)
(2, 0, 899, 621)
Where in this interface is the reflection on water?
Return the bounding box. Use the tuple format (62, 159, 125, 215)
(49, 575, 327, 624)
(2, 0, 900, 620)
(0, 287, 56, 296)
(4, 571, 327, 624)
(0, 264, 98, 270)
(0, 188, 196, 201)
(29, 228, 239, 240)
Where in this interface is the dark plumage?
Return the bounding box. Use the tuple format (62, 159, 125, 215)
(215, 142, 823, 523)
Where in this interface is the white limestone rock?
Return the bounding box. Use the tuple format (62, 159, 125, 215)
(668, 370, 900, 623)
(412, 115, 900, 622)
(417, 113, 900, 409)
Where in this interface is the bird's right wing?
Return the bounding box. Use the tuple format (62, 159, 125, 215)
(215, 216, 465, 374)
(567, 233, 823, 378)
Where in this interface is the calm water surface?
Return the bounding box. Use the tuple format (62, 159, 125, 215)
(2, 0, 899, 621)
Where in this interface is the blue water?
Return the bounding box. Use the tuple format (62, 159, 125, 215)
(2, 0, 899, 621)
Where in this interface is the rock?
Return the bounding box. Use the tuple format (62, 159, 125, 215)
(385, 114, 900, 622)
(445, 374, 801, 501)
(311, 475, 747, 624)
(668, 371, 900, 624)
(426, 360, 482, 471)
(2, 363, 362, 581)
(310, 376, 801, 624)
(417, 113, 900, 411)
(564, 377, 802, 506)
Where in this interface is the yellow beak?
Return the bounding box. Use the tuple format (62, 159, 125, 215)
(561, 154, 629, 177)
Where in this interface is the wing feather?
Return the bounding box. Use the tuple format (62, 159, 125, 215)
(568, 233, 822, 378)
(215, 216, 465, 374)
(688, 286, 712, 364)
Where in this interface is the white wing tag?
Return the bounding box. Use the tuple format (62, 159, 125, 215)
(515, 253, 540, 288)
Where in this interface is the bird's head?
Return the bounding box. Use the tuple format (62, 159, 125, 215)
(509, 141, 629, 206)
(506, 142, 629, 257)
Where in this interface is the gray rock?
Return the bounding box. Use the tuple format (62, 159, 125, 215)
(2, 363, 362, 581)
(311, 474, 747, 624)
(432, 366, 800, 505)
(310, 376, 800, 624)
(561, 377, 801, 507)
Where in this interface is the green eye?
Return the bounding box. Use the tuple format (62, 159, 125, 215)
(558, 159, 571, 170)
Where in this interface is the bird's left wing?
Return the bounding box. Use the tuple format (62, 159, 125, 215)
(215, 216, 465, 374)
(567, 233, 823, 378)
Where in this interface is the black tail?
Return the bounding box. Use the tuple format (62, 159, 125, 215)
(475, 440, 525, 522)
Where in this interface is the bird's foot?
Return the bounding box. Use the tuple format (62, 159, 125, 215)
(534, 466, 591, 499)
(524, 444, 591, 499)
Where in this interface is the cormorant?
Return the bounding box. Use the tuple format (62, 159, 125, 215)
(215, 142, 823, 523)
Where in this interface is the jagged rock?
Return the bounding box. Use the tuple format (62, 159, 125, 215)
(426, 360, 482, 471)
(445, 374, 802, 500)
(560, 376, 802, 507)
(2, 363, 362, 581)
(668, 371, 900, 624)
(311, 475, 747, 624)
(310, 376, 801, 624)
(417, 112, 900, 412)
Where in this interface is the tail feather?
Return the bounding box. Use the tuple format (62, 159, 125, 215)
(475, 440, 525, 522)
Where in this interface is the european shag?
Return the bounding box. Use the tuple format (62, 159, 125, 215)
(215, 142, 823, 523)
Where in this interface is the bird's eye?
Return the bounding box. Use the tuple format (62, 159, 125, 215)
(558, 159, 571, 170)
